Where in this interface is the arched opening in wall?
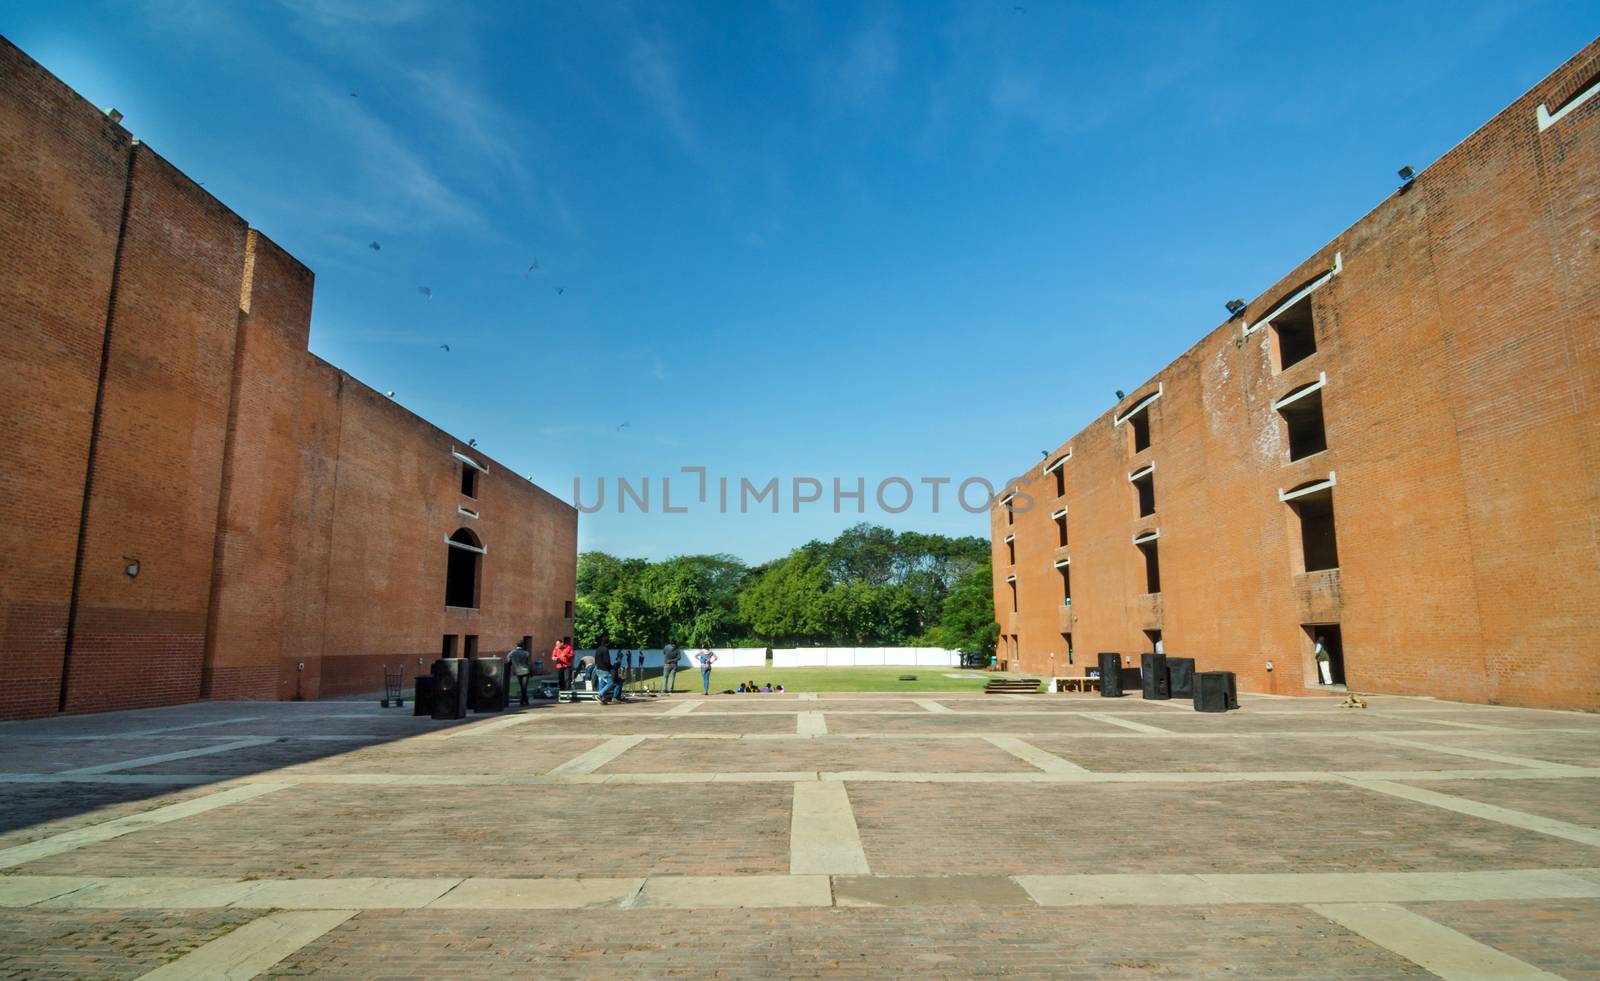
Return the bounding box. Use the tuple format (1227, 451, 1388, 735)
(445, 528, 484, 609)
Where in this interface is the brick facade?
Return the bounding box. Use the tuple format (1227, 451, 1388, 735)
(0, 37, 578, 719)
(991, 39, 1600, 710)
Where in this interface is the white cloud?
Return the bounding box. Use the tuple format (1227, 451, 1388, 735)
(624, 34, 698, 153)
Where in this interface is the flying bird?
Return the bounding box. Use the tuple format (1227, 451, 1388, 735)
(525, 259, 539, 277)
(368, 241, 381, 252)
(616, 422, 629, 431)
(439, 344, 450, 352)
(418, 286, 432, 300)
(554, 286, 565, 295)
(349, 91, 358, 98)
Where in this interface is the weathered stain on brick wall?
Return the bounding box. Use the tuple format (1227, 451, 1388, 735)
(992, 38, 1600, 711)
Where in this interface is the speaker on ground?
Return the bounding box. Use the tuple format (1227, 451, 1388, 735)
(413, 675, 437, 717)
(1141, 652, 1170, 699)
(1166, 657, 1195, 699)
(1193, 671, 1237, 713)
(431, 658, 470, 720)
(469, 657, 507, 713)
(1098, 652, 1122, 697)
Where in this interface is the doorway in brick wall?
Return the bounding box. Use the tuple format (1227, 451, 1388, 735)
(1303, 624, 1344, 688)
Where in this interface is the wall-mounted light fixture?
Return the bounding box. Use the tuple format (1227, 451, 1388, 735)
(1266, 660, 1275, 672)
(123, 557, 140, 578)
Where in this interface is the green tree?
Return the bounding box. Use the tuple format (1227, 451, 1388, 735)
(738, 548, 828, 645)
(924, 559, 1000, 655)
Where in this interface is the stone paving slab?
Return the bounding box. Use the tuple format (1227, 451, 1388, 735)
(259, 905, 1431, 979)
(282, 737, 607, 776)
(505, 713, 799, 735)
(1407, 897, 1600, 980)
(0, 908, 260, 980)
(15, 783, 794, 879)
(599, 737, 1036, 773)
(1025, 733, 1520, 773)
(824, 712, 1120, 734)
(1116, 710, 1463, 733)
(850, 781, 1596, 876)
(1402, 777, 1600, 829)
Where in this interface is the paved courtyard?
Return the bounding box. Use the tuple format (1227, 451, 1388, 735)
(1, 691, 1598, 979)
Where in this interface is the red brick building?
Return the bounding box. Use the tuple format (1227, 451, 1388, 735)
(991, 39, 1600, 711)
(0, 38, 578, 720)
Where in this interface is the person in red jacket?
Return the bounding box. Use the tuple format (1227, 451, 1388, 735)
(551, 639, 575, 696)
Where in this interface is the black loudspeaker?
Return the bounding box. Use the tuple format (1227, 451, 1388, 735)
(1141, 653, 1170, 699)
(413, 675, 436, 717)
(1166, 657, 1195, 699)
(1098, 653, 1122, 697)
(431, 658, 470, 720)
(1194, 671, 1237, 713)
(469, 657, 507, 713)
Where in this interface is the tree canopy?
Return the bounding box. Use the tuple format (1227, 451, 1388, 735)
(574, 523, 996, 655)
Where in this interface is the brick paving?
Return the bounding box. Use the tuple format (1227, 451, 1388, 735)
(0, 692, 1595, 978)
(262, 906, 1430, 980)
(0, 908, 259, 979)
(600, 737, 1034, 773)
(1399, 777, 1600, 829)
(1406, 898, 1600, 980)
(1025, 733, 1518, 772)
(850, 781, 1589, 876)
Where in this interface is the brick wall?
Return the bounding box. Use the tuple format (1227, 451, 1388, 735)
(992, 38, 1600, 710)
(0, 36, 579, 719)
(0, 36, 132, 718)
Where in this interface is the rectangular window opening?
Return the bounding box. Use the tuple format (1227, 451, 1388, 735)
(1061, 632, 1074, 665)
(1277, 385, 1328, 461)
(1008, 578, 1018, 613)
(1057, 563, 1071, 603)
(563, 600, 574, 619)
(1290, 487, 1340, 572)
(1143, 629, 1162, 654)
(1271, 294, 1318, 371)
(464, 635, 479, 659)
(519, 635, 533, 652)
(1128, 410, 1151, 453)
(1132, 469, 1156, 517)
(1054, 512, 1068, 547)
(1137, 539, 1161, 594)
(441, 634, 458, 659)
(461, 465, 479, 498)
(1006, 537, 1015, 566)
(1053, 467, 1065, 498)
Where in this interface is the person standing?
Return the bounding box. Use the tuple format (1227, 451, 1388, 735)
(551, 639, 574, 698)
(695, 646, 717, 695)
(1314, 634, 1332, 686)
(594, 637, 620, 705)
(661, 641, 680, 695)
(506, 641, 533, 706)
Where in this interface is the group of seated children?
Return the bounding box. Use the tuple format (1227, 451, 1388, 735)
(735, 680, 784, 693)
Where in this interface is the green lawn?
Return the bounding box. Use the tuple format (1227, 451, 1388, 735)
(647, 665, 1017, 693)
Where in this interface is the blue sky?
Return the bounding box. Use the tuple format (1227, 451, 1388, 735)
(4, 1, 1595, 563)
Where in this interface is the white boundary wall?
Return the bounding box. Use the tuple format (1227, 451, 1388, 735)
(575, 648, 768, 669)
(770, 647, 960, 668)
